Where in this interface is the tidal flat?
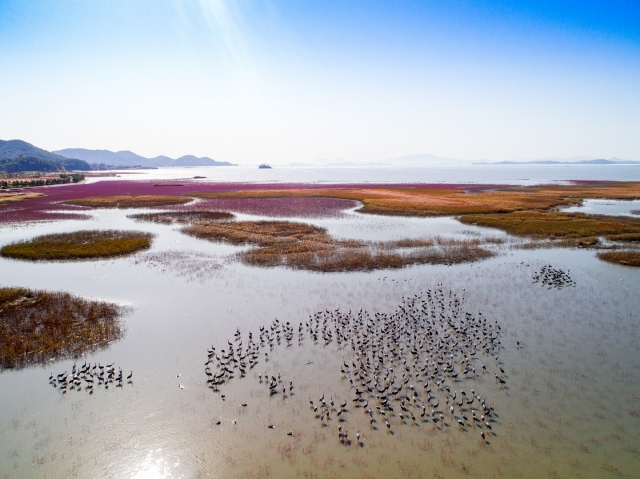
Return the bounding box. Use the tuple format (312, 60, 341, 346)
(0, 179, 639, 478)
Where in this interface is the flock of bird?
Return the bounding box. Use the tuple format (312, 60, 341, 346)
(49, 361, 132, 394)
(205, 286, 505, 444)
(533, 265, 575, 289)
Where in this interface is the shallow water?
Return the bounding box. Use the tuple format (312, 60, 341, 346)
(561, 198, 640, 217)
(232, 205, 507, 243)
(0, 205, 639, 478)
(90, 164, 640, 186)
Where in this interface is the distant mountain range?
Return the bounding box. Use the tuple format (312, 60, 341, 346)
(384, 153, 469, 166)
(288, 154, 468, 167)
(54, 148, 235, 167)
(288, 154, 639, 167)
(0, 139, 91, 172)
(1, 139, 235, 172)
(476, 158, 640, 165)
(3, 139, 637, 172)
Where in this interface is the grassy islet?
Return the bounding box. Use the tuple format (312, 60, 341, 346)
(65, 195, 191, 208)
(597, 251, 640, 267)
(1, 230, 153, 261)
(458, 212, 640, 239)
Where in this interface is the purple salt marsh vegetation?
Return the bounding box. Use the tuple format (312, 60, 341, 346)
(0, 179, 502, 224)
(165, 196, 358, 218)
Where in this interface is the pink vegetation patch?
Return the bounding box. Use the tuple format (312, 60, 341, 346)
(165, 197, 357, 218)
(0, 180, 506, 224)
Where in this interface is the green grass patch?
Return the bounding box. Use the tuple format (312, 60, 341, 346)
(0, 287, 123, 369)
(1, 230, 153, 261)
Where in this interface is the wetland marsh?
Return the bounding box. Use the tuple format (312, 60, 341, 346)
(0, 171, 639, 478)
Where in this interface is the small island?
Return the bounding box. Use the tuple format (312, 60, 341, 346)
(258, 164, 272, 169)
(1, 230, 154, 261)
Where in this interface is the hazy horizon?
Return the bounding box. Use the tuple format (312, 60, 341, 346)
(1, 1, 639, 165)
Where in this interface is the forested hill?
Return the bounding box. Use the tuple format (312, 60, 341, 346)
(0, 140, 91, 172)
(0, 156, 89, 173)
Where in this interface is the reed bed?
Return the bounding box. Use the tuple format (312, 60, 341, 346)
(132, 250, 222, 281)
(1, 230, 153, 261)
(4, 178, 638, 224)
(1, 179, 491, 223)
(318, 242, 493, 271)
(377, 238, 436, 249)
(189, 181, 640, 217)
(191, 188, 545, 215)
(65, 195, 192, 208)
(459, 212, 640, 239)
(0, 192, 43, 205)
(596, 251, 640, 267)
(129, 211, 234, 225)
(510, 240, 558, 250)
(167, 196, 356, 218)
(562, 236, 600, 247)
(0, 287, 123, 369)
(185, 220, 327, 246)
(184, 219, 493, 272)
(605, 233, 640, 242)
(483, 236, 505, 244)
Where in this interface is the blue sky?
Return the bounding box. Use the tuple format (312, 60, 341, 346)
(1, 0, 639, 164)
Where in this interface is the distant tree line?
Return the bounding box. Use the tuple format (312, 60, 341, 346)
(1, 173, 84, 189)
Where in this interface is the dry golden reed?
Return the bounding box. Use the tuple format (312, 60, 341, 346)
(605, 233, 640, 242)
(66, 195, 191, 208)
(0, 287, 124, 369)
(458, 212, 640, 239)
(183, 219, 493, 272)
(129, 211, 234, 225)
(186, 185, 640, 267)
(0, 192, 43, 205)
(189, 182, 640, 217)
(184, 220, 326, 246)
(596, 251, 640, 267)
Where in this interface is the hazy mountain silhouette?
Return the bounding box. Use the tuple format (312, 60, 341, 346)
(481, 158, 639, 165)
(54, 148, 235, 167)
